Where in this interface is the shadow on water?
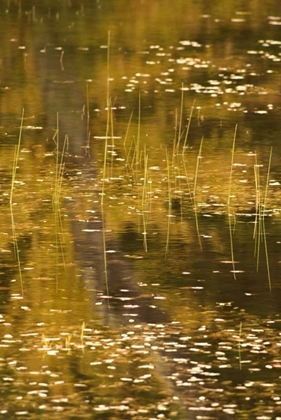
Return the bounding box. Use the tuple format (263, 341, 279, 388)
(68, 201, 171, 326)
(36, 37, 171, 324)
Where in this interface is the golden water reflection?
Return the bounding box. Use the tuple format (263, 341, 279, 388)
(1, 1, 281, 418)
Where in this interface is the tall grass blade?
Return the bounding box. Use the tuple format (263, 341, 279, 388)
(175, 84, 184, 154)
(165, 148, 172, 259)
(238, 321, 242, 370)
(253, 155, 262, 270)
(52, 115, 68, 291)
(142, 148, 148, 252)
(123, 109, 134, 148)
(136, 91, 141, 168)
(101, 31, 111, 305)
(262, 147, 272, 292)
(228, 124, 237, 280)
(182, 99, 195, 153)
(193, 136, 203, 250)
(10, 108, 24, 296)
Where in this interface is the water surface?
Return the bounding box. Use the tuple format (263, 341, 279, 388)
(1, 1, 281, 418)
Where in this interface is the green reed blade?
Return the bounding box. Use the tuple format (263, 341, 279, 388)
(228, 125, 238, 280)
(10, 108, 25, 296)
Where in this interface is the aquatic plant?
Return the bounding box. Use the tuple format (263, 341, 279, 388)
(10, 109, 24, 296)
(262, 147, 272, 291)
(228, 125, 237, 280)
(101, 31, 112, 302)
(52, 113, 68, 290)
(193, 136, 204, 250)
(182, 99, 195, 153)
(165, 148, 172, 259)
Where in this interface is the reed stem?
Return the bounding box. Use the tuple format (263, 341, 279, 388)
(10, 108, 24, 296)
(101, 31, 111, 304)
(175, 84, 184, 154)
(182, 99, 195, 153)
(262, 147, 272, 292)
(193, 137, 203, 250)
(165, 148, 172, 259)
(228, 125, 237, 280)
(142, 148, 148, 252)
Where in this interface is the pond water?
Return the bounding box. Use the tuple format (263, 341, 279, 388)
(1, 1, 281, 418)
